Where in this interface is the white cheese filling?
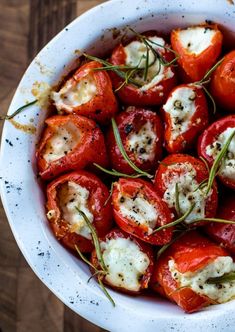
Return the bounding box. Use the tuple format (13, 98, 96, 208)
(169, 256, 235, 303)
(124, 36, 174, 91)
(44, 121, 81, 163)
(178, 26, 216, 55)
(101, 237, 150, 292)
(58, 181, 93, 239)
(163, 87, 197, 141)
(51, 74, 97, 112)
(127, 121, 157, 162)
(206, 127, 235, 180)
(163, 162, 207, 223)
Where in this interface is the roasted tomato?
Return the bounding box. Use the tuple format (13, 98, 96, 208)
(161, 84, 209, 153)
(111, 178, 173, 245)
(154, 154, 218, 223)
(151, 230, 235, 313)
(198, 115, 235, 190)
(90, 228, 154, 294)
(205, 193, 235, 254)
(109, 32, 177, 106)
(210, 50, 235, 112)
(171, 24, 223, 82)
(51, 61, 118, 124)
(46, 171, 112, 253)
(107, 106, 163, 174)
(36, 114, 108, 180)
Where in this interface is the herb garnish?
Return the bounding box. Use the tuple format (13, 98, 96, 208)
(0, 99, 38, 121)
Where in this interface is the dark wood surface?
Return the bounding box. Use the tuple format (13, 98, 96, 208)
(0, 1, 107, 331)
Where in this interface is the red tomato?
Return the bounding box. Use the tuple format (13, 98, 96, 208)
(46, 171, 113, 253)
(161, 84, 209, 153)
(205, 193, 235, 254)
(90, 228, 154, 294)
(106, 106, 163, 174)
(109, 32, 177, 106)
(151, 230, 228, 313)
(112, 178, 173, 245)
(197, 115, 235, 190)
(171, 24, 223, 82)
(154, 154, 218, 222)
(36, 114, 108, 180)
(210, 50, 235, 112)
(52, 61, 118, 124)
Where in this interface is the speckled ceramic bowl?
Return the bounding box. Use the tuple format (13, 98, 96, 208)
(1, 0, 235, 331)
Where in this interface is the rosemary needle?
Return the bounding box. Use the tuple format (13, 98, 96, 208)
(0, 99, 38, 120)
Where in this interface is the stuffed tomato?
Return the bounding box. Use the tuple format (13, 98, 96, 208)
(107, 106, 163, 174)
(51, 61, 118, 124)
(36, 114, 108, 180)
(112, 178, 173, 245)
(90, 228, 154, 294)
(46, 170, 112, 253)
(151, 230, 235, 313)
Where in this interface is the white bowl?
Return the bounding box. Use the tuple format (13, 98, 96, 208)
(1, 0, 235, 331)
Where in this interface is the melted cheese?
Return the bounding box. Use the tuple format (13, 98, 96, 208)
(124, 36, 174, 91)
(206, 127, 235, 179)
(43, 121, 80, 163)
(169, 256, 235, 303)
(178, 26, 216, 55)
(163, 87, 197, 141)
(127, 121, 157, 162)
(58, 181, 93, 239)
(51, 74, 97, 112)
(163, 162, 207, 222)
(101, 237, 150, 292)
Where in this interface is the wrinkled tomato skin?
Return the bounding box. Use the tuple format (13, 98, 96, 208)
(154, 154, 218, 220)
(197, 115, 235, 190)
(36, 115, 108, 180)
(211, 51, 235, 112)
(151, 230, 228, 313)
(90, 228, 154, 295)
(46, 170, 113, 253)
(171, 24, 223, 82)
(106, 106, 163, 174)
(162, 84, 209, 153)
(112, 178, 173, 245)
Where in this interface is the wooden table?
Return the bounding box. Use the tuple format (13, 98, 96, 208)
(0, 1, 108, 331)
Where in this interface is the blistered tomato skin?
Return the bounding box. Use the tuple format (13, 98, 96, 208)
(171, 24, 223, 82)
(36, 115, 108, 180)
(162, 84, 209, 153)
(151, 231, 228, 313)
(106, 106, 163, 174)
(46, 171, 113, 253)
(197, 115, 235, 190)
(112, 178, 173, 245)
(109, 32, 177, 106)
(211, 50, 235, 112)
(51, 61, 118, 124)
(90, 228, 154, 294)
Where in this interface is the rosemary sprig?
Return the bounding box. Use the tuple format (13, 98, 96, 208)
(93, 163, 143, 179)
(112, 118, 153, 178)
(189, 217, 235, 225)
(0, 99, 38, 120)
(104, 182, 115, 207)
(207, 272, 235, 284)
(97, 276, 116, 307)
(199, 156, 210, 173)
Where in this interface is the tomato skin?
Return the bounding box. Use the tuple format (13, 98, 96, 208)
(205, 193, 235, 254)
(154, 154, 218, 220)
(46, 170, 113, 253)
(197, 115, 235, 190)
(109, 33, 177, 106)
(151, 230, 228, 313)
(162, 84, 209, 153)
(106, 106, 163, 174)
(90, 228, 154, 294)
(53, 61, 118, 124)
(112, 178, 173, 245)
(210, 51, 235, 112)
(36, 114, 108, 180)
(171, 24, 223, 82)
